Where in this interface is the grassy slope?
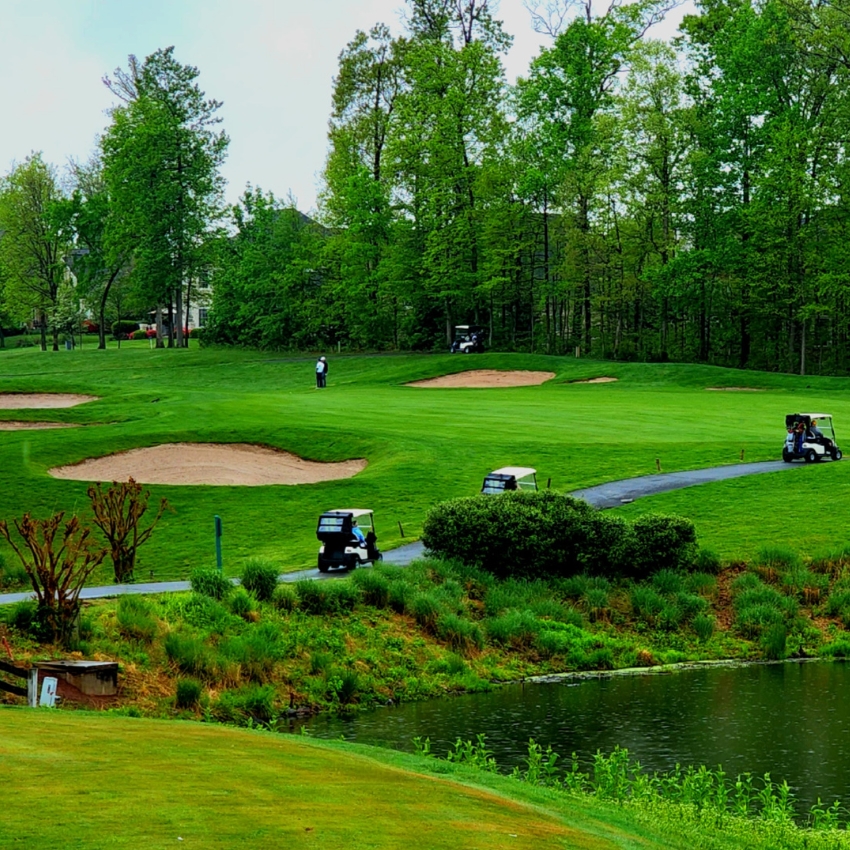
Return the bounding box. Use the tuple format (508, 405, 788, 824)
(2, 344, 850, 582)
(0, 707, 786, 850)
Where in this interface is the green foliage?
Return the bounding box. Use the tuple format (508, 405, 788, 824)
(486, 609, 541, 647)
(271, 583, 298, 613)
(295, 580, 358, 615)
(212, 684, 276, 726)
(761, 624, 788, 660)
(218, 625, 281, 682)
(693, 548, 722, 574)
(116, 595, 158, 642)
(175, 678, 202, 709)
(229, 587, 256, 620)
(756, 546, 803, 573)
(171, 593, 238, 633)
(409, 591, 441, 631)
(424, 493, 697, 582)
(351, 569, 390, 608)
(164, 632, 213, 679)
(692, 613, 715, 641)
(240, 558, 279, 602)
(189, 567, 231, 601)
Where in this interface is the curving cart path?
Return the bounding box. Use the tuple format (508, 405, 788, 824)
(0, 460, 803, 606)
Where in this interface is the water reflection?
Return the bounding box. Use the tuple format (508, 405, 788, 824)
(297, 661, 850, 810)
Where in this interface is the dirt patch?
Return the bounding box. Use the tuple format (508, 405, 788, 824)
(0, 421, 78, 430)
(706, 387, 763, 392)
(407, 370, 555, 388)
(568, 376, 618, 384)
(49, 443, 367, 487)
(0, 393, 98, 409)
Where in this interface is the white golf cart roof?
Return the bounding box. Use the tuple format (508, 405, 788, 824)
(491, 467, 536, 478)
(324, 509, 373, 517)
(801, 413, 832, 420)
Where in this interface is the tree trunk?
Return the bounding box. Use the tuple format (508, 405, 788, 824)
(155, 305, 165, 349)
(175, 284, 185, 348)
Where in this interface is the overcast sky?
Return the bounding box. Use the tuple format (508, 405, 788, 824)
(0, 0, 689, 214)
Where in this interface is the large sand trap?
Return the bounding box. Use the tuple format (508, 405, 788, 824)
(0, 393, 98, 409)
(0, 421, 78, 430)
(569, 376, 618, 384)
(408, 370, 556, 388)
(49, 443, 367, 486)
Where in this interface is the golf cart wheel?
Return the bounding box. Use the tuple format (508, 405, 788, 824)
(782, 449, 793, 463)
(834, 449, 843, 461)
(346, 555, 359, 571)
(805, 449, 818, 464)
(318, 557, 330, 573)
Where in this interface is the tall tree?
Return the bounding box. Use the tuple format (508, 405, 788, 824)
(101, 47, 228, 348)
(0, 154, 73, 351)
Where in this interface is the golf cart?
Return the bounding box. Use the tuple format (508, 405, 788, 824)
(450, 325, 485, 354)
(481, 467, 538, 494)
(783, 413, 842, 463)
(316, 509, 381, 572)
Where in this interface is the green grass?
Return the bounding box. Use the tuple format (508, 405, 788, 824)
(1, 708, 842, 849)
(2, 344, 850, 581)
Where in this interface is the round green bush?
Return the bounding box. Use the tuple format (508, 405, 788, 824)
(229, 587, 256, 620)
(240, 558, 279, 602)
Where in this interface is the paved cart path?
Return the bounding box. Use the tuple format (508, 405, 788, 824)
(0, 460, 803, 606)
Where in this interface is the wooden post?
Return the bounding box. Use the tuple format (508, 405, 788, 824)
(27, 668, 38, 707)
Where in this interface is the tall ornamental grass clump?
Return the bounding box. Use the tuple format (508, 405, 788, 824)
(422, 491, 697, 580)
(240, 558, 279, 601)
(190, 566, 231, 601)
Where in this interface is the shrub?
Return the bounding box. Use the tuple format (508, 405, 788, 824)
(219, 626, 281, 682)
(271, 583, 298, 612)
(351, 569, 390, 608)
(428, 653, 467, 675)
(693, 613, 715, 641)
(555, 574, 589, 600)
(629, 514, 698, 577)
(761, 624, 787, 660)
(437, 613, 484, 653)
(330, 669, 359, 705)
(164, 632, 213, 679)
(4, 599, 37, 633)
(212, 684, 276, 726)
(693, 548, 722, 574)
(485, 610, 540, 647)
(229, 587, 256, 620)
(116, 595, 158, 642)
(651, 569, 683, 595)
(387, 580, 411, 613)
(189, 566, 231, 601)
(176, 593, 239, 633)
(111, 320, 140, 338)
(587, 648, 614, 670)
(657, 601, 683, 631)
(781, 567, 827, 604)
(584, 587, 610, 622)
(175, 678, 202, 709)
(735, 604, 786, 639)
(631, 585, 666, 623)
(684, 572, 717, 597)
(409, 591, 441, 631)
(131, 329, 147, 340)
(820, 640, 850, 659)
(296, 580, 359, 615)
(825, 589, 850, 617)
(674, 592, 707, 621)
(240, 558, 279, 602)
(755, 546, 802, 573)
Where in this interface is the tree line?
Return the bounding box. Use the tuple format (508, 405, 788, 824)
(3, 0, 850, 375)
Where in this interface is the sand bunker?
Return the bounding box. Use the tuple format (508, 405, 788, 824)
(49, 443, 367, 487)
(0, 393, 98, 409)
(0, 421, 78, 431)
(408, 370, 555, 388)
(569, 377, 619, 384)
(706, 387, 763, 392)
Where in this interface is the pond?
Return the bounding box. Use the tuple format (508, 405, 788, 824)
(296, 660, 850, 811)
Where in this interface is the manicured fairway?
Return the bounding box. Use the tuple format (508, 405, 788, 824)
(0, 708, 672, 849)
(1, 344, 849, 580)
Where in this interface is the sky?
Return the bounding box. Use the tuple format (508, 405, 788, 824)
(0, 0, 690, 214)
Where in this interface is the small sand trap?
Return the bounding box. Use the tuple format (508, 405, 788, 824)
(408, 370, 556, 388)
(706, 387, 763, 392)
(0, 421, 78, 431)
(0, 393, 98, 409)
(569, 377, 619, 384)
(49, 443, 367, 487)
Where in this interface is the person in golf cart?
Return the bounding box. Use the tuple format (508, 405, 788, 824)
(316, 509, 381, 572)
(783, 413, 842, 463)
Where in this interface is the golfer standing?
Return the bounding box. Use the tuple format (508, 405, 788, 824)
(315, 356, 328, 388)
